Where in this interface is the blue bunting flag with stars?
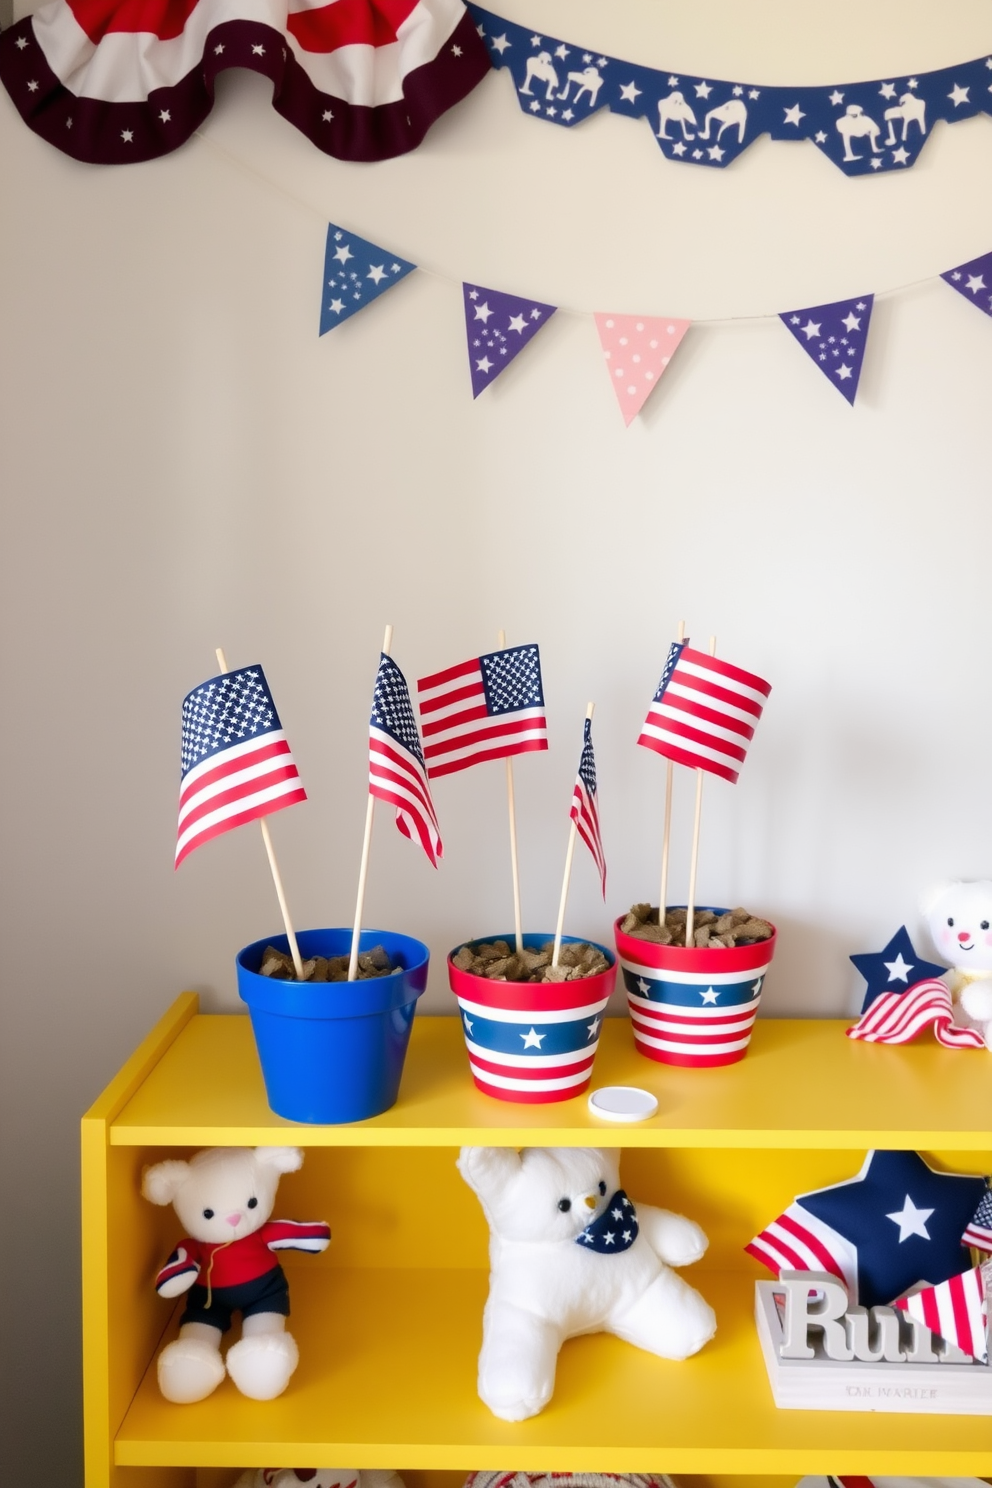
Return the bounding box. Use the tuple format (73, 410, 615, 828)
(469, 3, 992, 178)
(941, 250, 992, 319)
(463, 282, 557, 397)
(319, 223, 416, 335)
(779, 295, 874, 405)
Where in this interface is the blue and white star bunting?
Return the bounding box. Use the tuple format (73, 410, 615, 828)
(319, 222, 416, 334)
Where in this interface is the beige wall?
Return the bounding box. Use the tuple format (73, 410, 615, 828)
(3, 1, 992, 1481)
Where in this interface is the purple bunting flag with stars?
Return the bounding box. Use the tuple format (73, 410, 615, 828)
(319, 223, 416, 335)
(941, 250, 992, 319)
(779, 294, 874, 405)
(463, 282, 557, 397)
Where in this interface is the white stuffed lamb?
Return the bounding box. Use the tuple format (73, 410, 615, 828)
(924, 880, 992, 1049)
(457, 1145, 716, 1422)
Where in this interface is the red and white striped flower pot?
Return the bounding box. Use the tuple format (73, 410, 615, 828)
(447, 933, 616, 1103)
(615, 910, 776, 1069)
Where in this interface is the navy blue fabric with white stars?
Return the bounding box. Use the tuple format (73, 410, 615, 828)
(779, 295, 874, 405)
(652, 640, 687, 702)
(576, 1190, 639, 1253)
(479, 643, 544, 715)
(470, 3, 992, 178)
(320, 222, 416, 335)
(180, 666, 279, 781)
(371, 653, 427, 766)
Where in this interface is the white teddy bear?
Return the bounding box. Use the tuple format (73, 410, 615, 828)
(233, 1471, 404, 1488)
(457, 1145, 716, 1422)
(142, 1146, 330, 1404)
(924, 880, 992, 1050)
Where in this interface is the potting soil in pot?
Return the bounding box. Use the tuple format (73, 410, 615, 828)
(450, 939, 611, 983)
(259, 943, 401, 982)
(620, 903, 773, 949)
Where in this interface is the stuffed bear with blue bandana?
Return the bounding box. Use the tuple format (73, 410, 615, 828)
(457, 1145, 716, 1421)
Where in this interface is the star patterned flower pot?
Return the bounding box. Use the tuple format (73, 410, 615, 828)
(615, 909, 776, 1068)
(447, 933, 616, 1103)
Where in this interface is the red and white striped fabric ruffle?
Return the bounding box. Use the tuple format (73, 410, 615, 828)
(894, 1264, 989, 1363)
(0, 0, 490, 164)
(846, 978, 987, 1050)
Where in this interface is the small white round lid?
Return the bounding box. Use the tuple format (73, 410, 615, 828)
(587, 1085, 659, 1122)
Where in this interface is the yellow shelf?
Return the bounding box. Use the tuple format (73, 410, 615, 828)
(82, 994, 992, 1486)
(110, 1002, 992, 1149)
(116, 1268, 992, 1476)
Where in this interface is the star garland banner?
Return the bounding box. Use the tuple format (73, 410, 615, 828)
(319, 224, 417, 334)
(594, 314, 691, 424)
(463, 283, 557, 396)
(469, 3, 992, 179)
(942, 250, 992, 318)
(0, 0, 490, 166)
(779, 295, 874, 405)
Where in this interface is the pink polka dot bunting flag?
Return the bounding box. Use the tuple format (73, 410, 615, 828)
(594, 313, 691, 425)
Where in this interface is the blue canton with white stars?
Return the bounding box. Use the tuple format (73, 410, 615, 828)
(577, 1190, 639, 1253)
(850, 925, 948, 1014)
(578, 717, 597, 796)
(371, 653, 426, 766)
(479, 644, 545, 716)
(180, 666, 280, 780)
(319, 222, 416, 335)
(653, 640, 687, 702)
(469, 4, 992, 177)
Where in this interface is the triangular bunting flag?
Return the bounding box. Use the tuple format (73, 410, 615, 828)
(941, 250, 992, 318)
(594, 313, 690, 424)
(894, 1264, 989, 1363)
(463, 283, 557, 397)
(319, 223, 416, 335)
(779, 294, 874, 405)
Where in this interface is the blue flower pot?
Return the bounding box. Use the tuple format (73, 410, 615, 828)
(237, 928, 430, 1124)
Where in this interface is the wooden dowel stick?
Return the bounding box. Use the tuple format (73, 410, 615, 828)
(214, 647, 304, 981)
(658, 619, 686, 927)
(349, 625, 392, 981)
(684, 634, 716, 949)
(553, 701, 595, 967)
(497, 628, 523, 954)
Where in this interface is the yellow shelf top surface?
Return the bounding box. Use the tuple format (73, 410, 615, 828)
(109, 1007, 992, 1147)
(115, 1267, 992, 1473)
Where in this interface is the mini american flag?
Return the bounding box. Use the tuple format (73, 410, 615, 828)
(846, 978, 986, 1049)
(894, 1265, 989, 1363)
(571, 716, 606, 897)
(417, 643, 548, 778)
(369, 653, 442, 867)
(964, 1188, 992, 1253)
(637, 641, 771, 784)
(176, 665, 306, 868)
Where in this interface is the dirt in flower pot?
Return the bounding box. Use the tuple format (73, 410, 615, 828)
(620, 903, 773, 950)
(451, 939, 610, 983)
(259, 944, 401, 983)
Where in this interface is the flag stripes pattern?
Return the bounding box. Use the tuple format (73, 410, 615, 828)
(176, 665, 306, 867)
(745, 1201, 858, 1298)
(369, 653, 442, 867)
(964, 1189, 992, 1253)
(571, 716, 606, 896)
(894, 1266, 989, 1363)
(417, 643, 548, 777)
(846, 979, 987, 1050)
(637, 642, 771, 784)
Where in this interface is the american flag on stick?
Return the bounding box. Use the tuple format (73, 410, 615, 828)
(176, 665, 306, 868)
(571, 716, 606, 897)
(369, 653, 442, 867)
(638, 641, 771, 784)
(417, 643, 548, 778)
(964, 1188, 992, 1253)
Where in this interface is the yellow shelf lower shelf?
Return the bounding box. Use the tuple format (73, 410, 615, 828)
(116, 1267, 992, 1476)
(110, 1005, 992, 1150)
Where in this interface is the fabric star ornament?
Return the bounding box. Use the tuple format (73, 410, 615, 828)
(941, 250, 992, 319)
(320, 224, 416, 334)
(463, 283, 556, 397)
(850, 925, 947, 1014)
(594, 314, 690, 424)
(779, 294, 874, 405)
(746, 1150, 988, 1310)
